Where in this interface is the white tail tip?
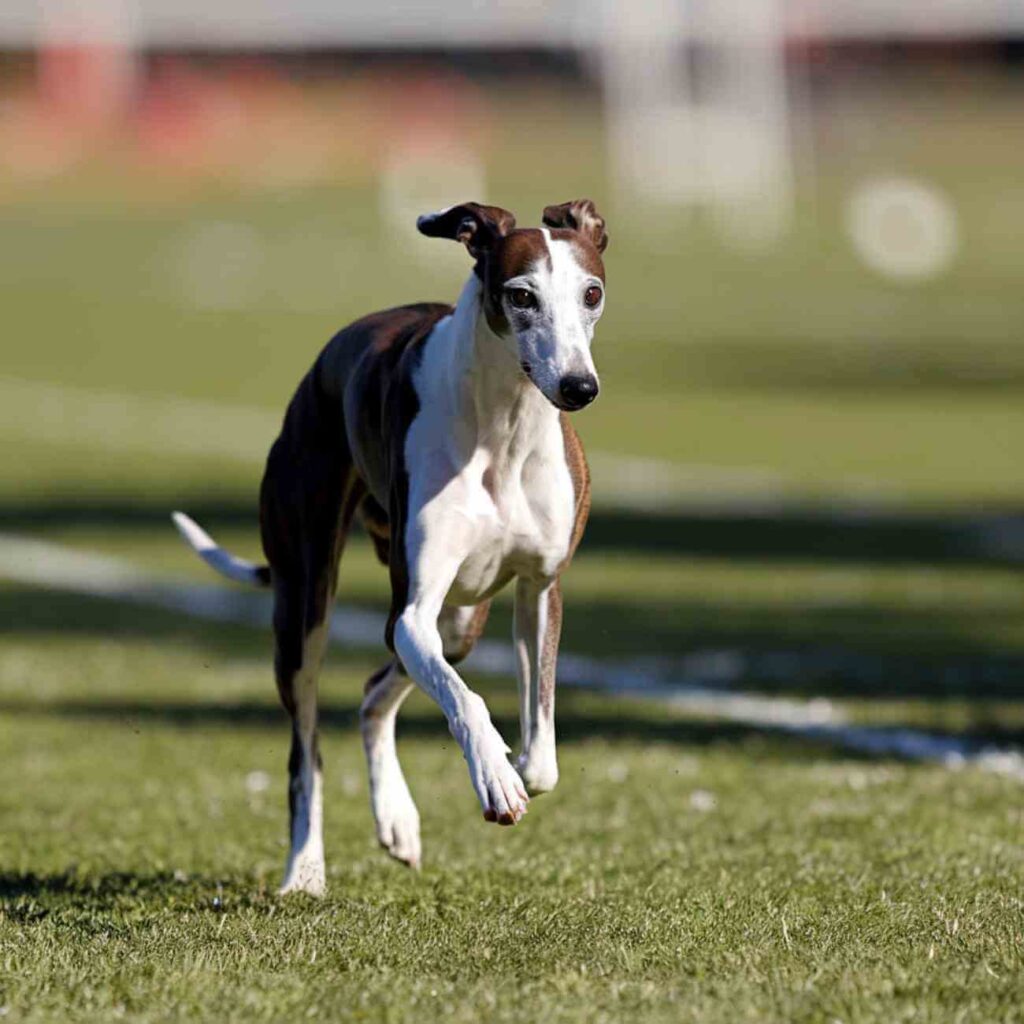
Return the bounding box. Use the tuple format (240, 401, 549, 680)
(172, 510, 216, 553)
(171, 510, 268, 587)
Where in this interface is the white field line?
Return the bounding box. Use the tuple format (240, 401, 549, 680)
(0, 532, 1021, 782)
(0, 373, 823, 510)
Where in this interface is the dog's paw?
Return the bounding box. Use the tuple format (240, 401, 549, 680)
(278, 857, 326, 897)
(516, 750, 559, 796)
(467, 726, 529, 825)
(373, 779, 422, 869)
(363, 713, 422, 868)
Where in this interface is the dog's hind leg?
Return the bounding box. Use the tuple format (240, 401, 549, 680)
(273, 582, 330, 896)
(361, 602, 490, 867)
(266, 453, 364, 896)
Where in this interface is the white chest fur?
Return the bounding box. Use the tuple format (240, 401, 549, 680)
(451, 428, 574, 603)
(403, 285, 576, 609)
(405, 397, 575, 606)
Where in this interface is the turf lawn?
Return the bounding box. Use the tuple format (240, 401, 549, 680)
(1, 72, 1023, 1021)
(0, 563, 1022, 1024)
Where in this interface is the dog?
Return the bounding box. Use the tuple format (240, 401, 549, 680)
(173, 198, 608, 894)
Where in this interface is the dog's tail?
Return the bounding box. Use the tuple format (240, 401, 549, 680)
(171, 511, 271, 588)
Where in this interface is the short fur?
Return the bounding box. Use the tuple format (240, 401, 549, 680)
(173, 199, 608, 893)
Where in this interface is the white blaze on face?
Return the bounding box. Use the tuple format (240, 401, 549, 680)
(504, 228, 603, 408)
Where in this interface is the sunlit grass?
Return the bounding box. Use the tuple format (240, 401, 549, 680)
(0, 597, 1022, 1023)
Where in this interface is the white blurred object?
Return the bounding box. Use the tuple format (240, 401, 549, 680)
(598, 0, 793, 248)
(845, 177, 959, 282)
(689, 789, 717, 812)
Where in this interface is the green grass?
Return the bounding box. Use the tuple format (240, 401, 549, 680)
(2, 72, 1024, 1021)
(0, 582, 1022, 1023)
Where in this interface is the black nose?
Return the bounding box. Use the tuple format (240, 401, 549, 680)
(559, 374, 599, 410)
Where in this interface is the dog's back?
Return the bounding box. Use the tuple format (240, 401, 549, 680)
(259, 302, 451, 576)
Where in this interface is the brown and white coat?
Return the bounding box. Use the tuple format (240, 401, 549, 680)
(174, 199, 608, 894)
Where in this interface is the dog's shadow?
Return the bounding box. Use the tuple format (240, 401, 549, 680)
(0, 869, 269, 914)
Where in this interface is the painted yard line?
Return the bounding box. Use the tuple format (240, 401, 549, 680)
(0, 373, 862, 510)
(0, 532, 1021, 782)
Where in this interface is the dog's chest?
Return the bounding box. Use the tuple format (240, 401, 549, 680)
(410, 420, 575, 606)
(451, 449, 574, 601)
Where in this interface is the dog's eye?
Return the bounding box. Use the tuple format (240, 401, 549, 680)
(583, 285, 603, 308)
(508, 288, 536, 310)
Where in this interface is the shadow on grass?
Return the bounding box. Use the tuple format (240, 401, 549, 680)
(547, 599, 1024, 699)
(1, 693, 1021, 754)
(626, 336, 1024, 398)
(583, 506, 1024, 568)
(2, 495, 1023, 567)
(2, 582, 1022, 703)
(0, 588, 273, 662)
(0, 869, 191, 902)
(0, 869, 261, 914)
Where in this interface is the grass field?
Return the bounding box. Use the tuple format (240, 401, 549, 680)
(1, 553, 1022, 1023)
(1, 72, 1023, 1021)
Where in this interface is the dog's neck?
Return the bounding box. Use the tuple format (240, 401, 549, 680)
(439, 274, 558, 458)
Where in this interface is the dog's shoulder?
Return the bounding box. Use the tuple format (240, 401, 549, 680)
(318, 302, 453, 394)
(312, 302, 454, 503)
(269, 303, 452, 456)
(326, 301, 453, 434)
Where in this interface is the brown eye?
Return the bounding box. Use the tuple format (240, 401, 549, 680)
(508, 288, 536, 310)
(584, 285, 603, 308)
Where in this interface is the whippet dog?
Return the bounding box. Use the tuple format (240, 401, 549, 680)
(173, 199, 608, 894)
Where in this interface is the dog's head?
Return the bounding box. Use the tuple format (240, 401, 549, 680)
(417, 199, 608, 412)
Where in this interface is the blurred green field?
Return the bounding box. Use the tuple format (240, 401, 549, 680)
(1, 75, 1023, 1022)
(1, 79, 1023, 505)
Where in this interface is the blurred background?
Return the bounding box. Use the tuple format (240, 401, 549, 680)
(1, 0, 1022, 739)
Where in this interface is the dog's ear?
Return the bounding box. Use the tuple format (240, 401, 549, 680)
(416, 203, 517, 260)
(542, 198, 608, 254)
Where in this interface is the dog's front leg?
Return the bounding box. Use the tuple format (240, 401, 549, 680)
(393, 568, 528, 824)
(513, 577, 561, 795)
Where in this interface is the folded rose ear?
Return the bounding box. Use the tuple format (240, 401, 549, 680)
(542, 198, 608, 254)
(416, 202, 517, 260)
